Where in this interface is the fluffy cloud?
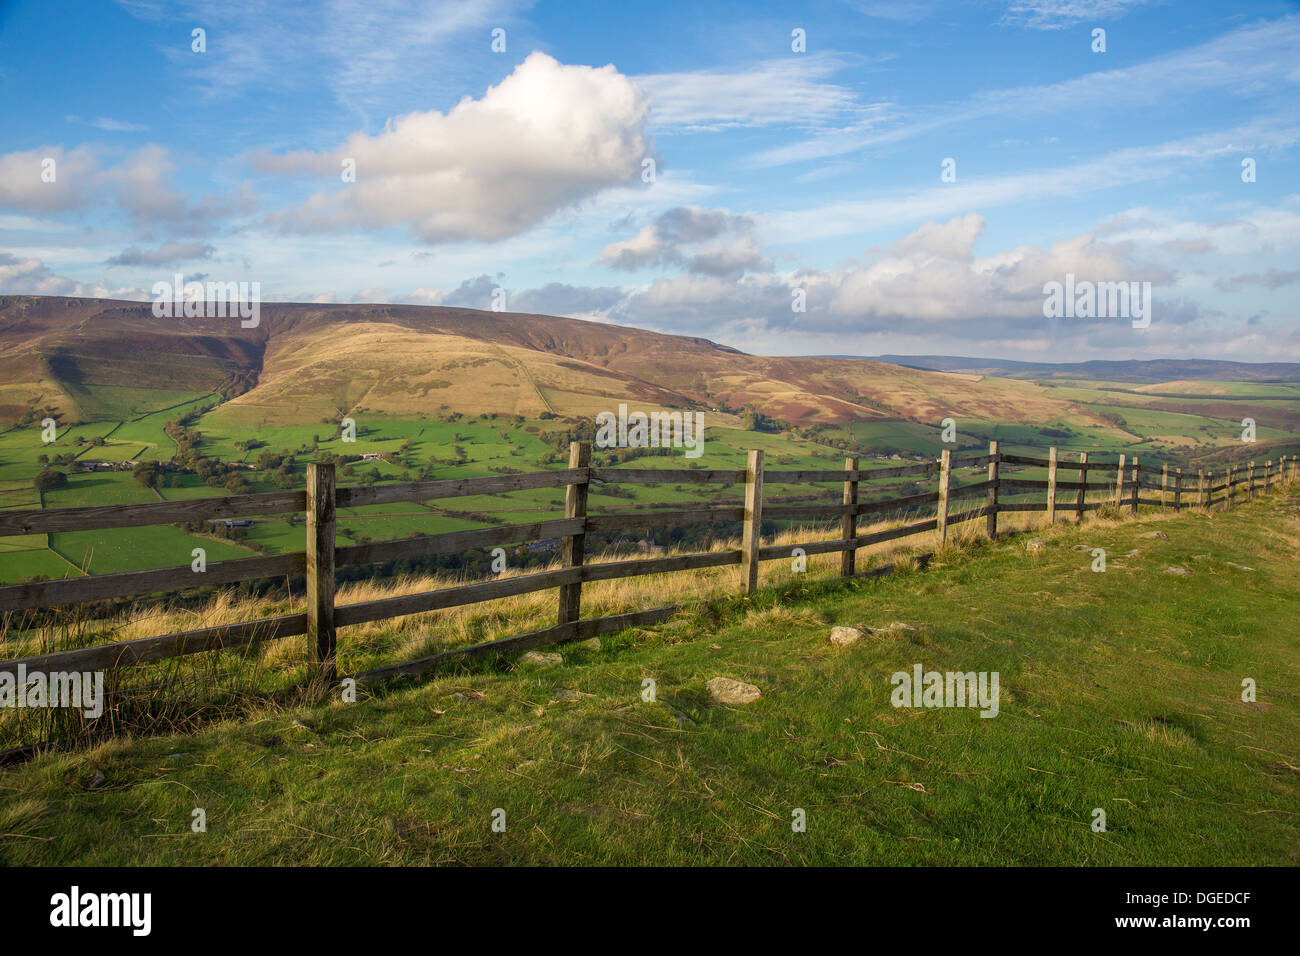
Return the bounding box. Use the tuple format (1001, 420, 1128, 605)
(0, 144, 255, 236)
(259, 53, 652, 243)
(0, 252, 144, 299)
(598, 205, 766, 277)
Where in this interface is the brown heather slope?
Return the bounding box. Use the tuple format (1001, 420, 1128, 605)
(0, 295, 1096, 426)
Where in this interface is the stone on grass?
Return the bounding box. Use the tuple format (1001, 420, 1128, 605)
(1027, 538, 1048, 552)
(520, 651, 563, 666)
(1163, 566, 1191, 577)
(877, 622, 917, 633)
(829, 626, 864, 646)
(579, 638, 601, 651)
(1226, 562, 1256, 572)
(707, 677, 761, 705)
(1139, 531, 1168, 539)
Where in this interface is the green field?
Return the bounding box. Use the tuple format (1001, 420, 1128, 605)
(2, 489, 1295, 865)
(0, 376, 1295, 584)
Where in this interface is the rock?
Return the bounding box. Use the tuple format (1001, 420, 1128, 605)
(877, 622, 918, 633)
(578, 638, 601, 651)
(520, 651, 563, 666)
(829, 626, 864, 646)
(550, 688, 583, 701)
(1125, 549, 1141, 557)
(1139, 531, 1168, 539)
(1027, 538, 1048, 552)
(707, 677, 761, 705)
(1163, 566, 1192, 576)
(1192, 553, 1211, 560)
(1226, 562, 1256, 572)
(1071, 544, 1093, 552)
(86, 770, 106, 790)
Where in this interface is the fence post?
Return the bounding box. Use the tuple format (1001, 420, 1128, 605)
(306, 462, 337, 686)
(740, 449, 764, 593)
(1198, 469, 1206, 508)
(1115, 454, 1126, 508)
(1247, 461, 1255, 500)
(557, 441, 591, 628)
(1075, 451, 1088, 524)
(1161, 463, 1169, 510)
(1227, 465, 1235, 507)
(840, 456, 858, 577)
(1130, 457, 1140, 515)
(1046, 446, 1058, 525)
(937, 448, 951, 543)
(986, 440, 999, 538)
(1265, 460, 1272, 492)
(1174, 467, 1182, 511)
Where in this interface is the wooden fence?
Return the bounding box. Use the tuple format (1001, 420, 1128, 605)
(1, 445, 1294, 689)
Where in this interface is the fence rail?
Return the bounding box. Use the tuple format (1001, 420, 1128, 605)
(1, 445, 1295, 684)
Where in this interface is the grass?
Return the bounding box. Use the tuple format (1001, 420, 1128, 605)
(1, 487, 1296, 866)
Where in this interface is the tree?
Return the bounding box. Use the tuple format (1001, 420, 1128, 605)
(34, 469, 68, 493)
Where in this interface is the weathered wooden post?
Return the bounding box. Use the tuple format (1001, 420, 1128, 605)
(986, 440, 1000, 538)
(1198, 469, 1206, 508)
(937, 448, 952, 543)
(1115, 454, 1126, 508)
(557, 441, 591, 628)
(1046, 446, 1058, 525)
(1130, 457, 1140, 515)
(1247, 461, 1255, 500)
(1161, 463, 1169, 510)
(1174, 467, 1182, 511)
(306, 462, 337, 686)
(740, 449, 764, 593)
(1227, 465, 1235, 507)
(1265, 460, 1272, 492)
(1075, 451, 1088, 524)
(840, 456, 858, 577)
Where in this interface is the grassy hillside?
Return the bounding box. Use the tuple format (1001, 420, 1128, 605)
(2, 489, 1296, 866)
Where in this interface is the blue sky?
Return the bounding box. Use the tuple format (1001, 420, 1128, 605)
(1, 0, 1298, 361)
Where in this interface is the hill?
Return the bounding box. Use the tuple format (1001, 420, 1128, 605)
(0, 295, 1109, 428)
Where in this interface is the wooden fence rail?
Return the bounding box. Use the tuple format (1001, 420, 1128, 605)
(0, 445, 1293, 686)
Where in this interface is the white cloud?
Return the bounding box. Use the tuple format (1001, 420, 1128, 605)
(0, 143, 256, 236)
(0, 252, 145, 299)
(635, 54, 878, 130)
(749, 15, 1300, 167)
(1003, 0, 1153, 30)
(259, 53, 651, 243)
(597, 205, 762, 274)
